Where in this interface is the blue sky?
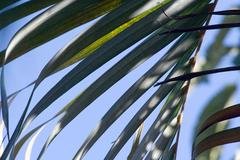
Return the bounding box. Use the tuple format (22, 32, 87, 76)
(0, 0, 240, 160)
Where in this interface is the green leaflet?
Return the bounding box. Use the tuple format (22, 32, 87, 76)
(0, 68, 10, 140)
(132, 84, 185, 159)
(38, 0, 173, 81)
(161, 143, 177, 160)
(36, 2, 210, 158)
(1, 0, 127, 66)
(24, 126, 45, 160)
(0, 0, 62, 29)
(0, 0, 18, 10)
(103, 63, 193, 160)
(127, 123, 144, 160)
(145, 117, 179, 160)
(21, 0, 193, 143)
(38, 25, 202, 159)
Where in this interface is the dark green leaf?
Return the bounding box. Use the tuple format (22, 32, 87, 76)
(145, 117, 178, 160)
(1, 0, 126, 66)
(0, 0, 62, 29)
(0, 0, 17, 10)
(0, 68, 10, 140)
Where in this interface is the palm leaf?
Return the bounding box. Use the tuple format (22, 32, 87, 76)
(1, 0, 127, 66)
(39, 29, 203, 159)
(194, 127, 240, 158)
(36, 0, 173, 81)
(103, 58, 195, 159)
(145, 117, 178, 160)
(155, 65, 240, 86)
(3, 1, 239, 159)
(131, 83, 188, 159)
(161, 143, 177, 160)
(193, 84, 236, 160)
(0, 68, 10, 140)
(21, 1, 209, 150)
(24, 126, 45, 160)
(0, 0, 17, 10)
(127, 123, 144, 160)
(0, 0, 62, 29)
(197, 104, 240, 136)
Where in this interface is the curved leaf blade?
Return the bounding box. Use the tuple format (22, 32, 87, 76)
(193, 84, 236, 160)
(145, 117, 178, 160)
(132, 84, 185, 159)
(0, 0, 61, 29)
(0, 0, 17, 10)
(2, 0, 126, 66)
(22, 0, 196, 137)
(24, 126, 45, 160)
(194, 127, 240, 158)
(38, 0, 173, 81)
(103, 59, 195, 160)
(0, 68, 10, 140)
(127, 123, 144, 160)
(49, 29, 202, 160)
(161, 143, 177, 160)
(197, 104, 240, 136)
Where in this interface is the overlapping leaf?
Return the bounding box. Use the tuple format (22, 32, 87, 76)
(193, 84, 236, 160)
(203, 15, 240, 70)
(0, 68, 10, 140)
(0, 0, 17, 10)
(103, 57, 196, 159)
(194, 127, 240, 159)
(21, 0, 208, 145)
(127, 124, 144, 160)
(193, 103, 240, 159)
(2, 0, 233, 159)
(161, 143, 177, 160)
(37, 0, 173, 81)
(131, 84, 186, 159)
(145, 117, 178, 160)
(0, 0, 128, 66)
(40, 29, 203, 159)
(197, 104, 240, 136)
(0, 0, 62, 29)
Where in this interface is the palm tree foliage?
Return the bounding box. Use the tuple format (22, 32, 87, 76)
(0, 0, 239, 159)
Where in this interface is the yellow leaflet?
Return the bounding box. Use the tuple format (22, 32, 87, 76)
(59, 0, 172, 69)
